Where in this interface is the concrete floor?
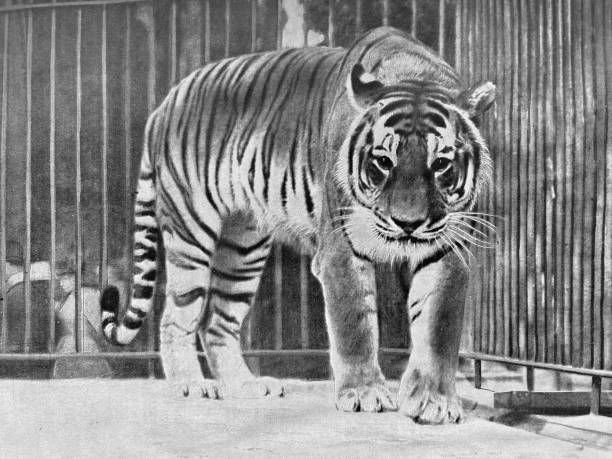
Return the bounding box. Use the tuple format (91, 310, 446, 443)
(0, 379, 605, 458)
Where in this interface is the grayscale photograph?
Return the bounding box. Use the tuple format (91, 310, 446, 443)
(0, 0, 610, 457)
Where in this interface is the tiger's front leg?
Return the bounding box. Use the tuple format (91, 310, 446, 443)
(397, 251, 468, 424)
(312, 235, 396, 413)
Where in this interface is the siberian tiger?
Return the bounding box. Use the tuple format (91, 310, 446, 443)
(101, 26, 495, 424)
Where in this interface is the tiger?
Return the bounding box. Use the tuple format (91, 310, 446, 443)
(100, 26, 495, 424)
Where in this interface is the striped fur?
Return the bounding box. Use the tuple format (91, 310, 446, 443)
(100, 27, 495, 406)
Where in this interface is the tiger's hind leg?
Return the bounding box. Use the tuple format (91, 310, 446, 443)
(159, 210, 222, 398)
(199, 213, 283, 398)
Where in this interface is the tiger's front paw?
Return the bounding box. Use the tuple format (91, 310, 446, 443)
(178, 379, 227, 399)
(335, 382, 397, 413)
(397, 369, 463, 424)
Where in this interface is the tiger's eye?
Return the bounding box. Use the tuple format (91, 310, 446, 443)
(375, 155, 394, 170)
(431, 157, 452, 173)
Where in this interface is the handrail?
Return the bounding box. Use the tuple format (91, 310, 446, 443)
(0, 0, 149, 14)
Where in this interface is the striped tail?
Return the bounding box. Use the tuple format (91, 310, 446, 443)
(101, 140, 159, 346)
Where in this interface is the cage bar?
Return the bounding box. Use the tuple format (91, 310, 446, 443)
(23, 9, 33, 353)
(474, 359, 482, 389)
(299, 256, 309, 349)
(74, 8, 85, 353)
(123, 6, 132, 303)
(224, 0, 230, 58)
(204, 0, 211, 63)
(355, 0, 362, 35)
(48, 4, 57, 353)
(272, 0, 283, 351)
(100, 5, 109, 291)
(250, 0, 257, 53)
(525, 366, 534, 391)
(146, 1, 156, 376)
(438, 0, 445, 56)
(169, 0, 177, 84)
(0, 14, 7, 352)
(411, 0, 417, 38)
(381, 0, 389, 26)
(591, 375, 601, 415)
(327, 0, 334, 47)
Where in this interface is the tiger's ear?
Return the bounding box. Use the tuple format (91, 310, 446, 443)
(457, 81, 496, 121)
(347, 63, 384, 110)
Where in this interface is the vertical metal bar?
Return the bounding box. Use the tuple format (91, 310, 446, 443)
(204, 0, 210, 63)
(355, 0, 362, 36)
(0, 14, 8, 352)
(438, 0, 445, 57)
(100, 5, 108, 291)
(124, 6, 132, 310)
(580, 0, 595, 370)
(299, 256, 309, 349)
(327, 0, 334, 47)
(474, 359, 482, 389)
(224, 0, 230, 57)
(525, 366, 534, 391)
(382, 0, 389, 27)
(454, 0, 461, 73)
(48, 4, 57, 353)
(170, 0, 177, 85)
(246, 0, 257, 354)
(23, 8, 32, 353)
(591, 375, 601, 415)
(75, 8, 84, 353)
(146, 2, 156, 376)
(274, 0, 283, 350)
(603, 0, 612, 373)
(411, 0, 417, 38)
(250, 0, 257, 52)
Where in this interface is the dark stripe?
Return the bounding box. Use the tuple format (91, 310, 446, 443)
(173, 287, 207, 307)
(142, 269, 157, 281)
(134, 243, 156, 261)
(380, 98, 413, 116)
(281, 170, 288, 208)
(209, 289, 253, 304)
(133, 285, 154, 299)
(424, 112, 447, 128)
(213, 305, 241, 326)
(124, 316, 143, 330)
(215, 320, 240, 339)
(340, 225, 373, 263)
(135, 209, 156, 218)
(128, 306, 148, 318)
(425, 100, 450, 118)
(100, 286, 120, 314)
(211, 268, 256, 282)
(410, 309, 423, 322)
(206, 327, 224, 340)
(231, 265, 267, 275)
(166, 250, 210, 270)
(242, 254, 269, 267)
(412, 246, 452, 274)
(219, 236, 271, 256)
(101, 317, 117, 329)
(385, 112, 412, 128)
(303, 170, 314, 216)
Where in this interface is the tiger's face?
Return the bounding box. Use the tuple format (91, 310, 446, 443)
(336, 64, 496, 263)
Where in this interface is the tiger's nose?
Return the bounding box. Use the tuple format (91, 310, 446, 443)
(391, 217, 425, 234)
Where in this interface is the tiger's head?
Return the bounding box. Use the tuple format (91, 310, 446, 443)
(335, 63, 496, 264)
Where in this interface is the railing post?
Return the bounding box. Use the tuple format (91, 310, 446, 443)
(526, 366, 534, 391)
(474, 359, 482, 389)
(591, 375, 601, 415)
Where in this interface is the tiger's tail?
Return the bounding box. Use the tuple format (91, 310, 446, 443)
(100, 123, 159, 346)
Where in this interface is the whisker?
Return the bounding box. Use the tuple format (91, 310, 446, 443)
(447, 227, 494, 249)
(447, 216, 493, 239)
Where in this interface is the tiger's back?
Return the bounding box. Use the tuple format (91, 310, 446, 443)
(149, 47, 344, 240)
